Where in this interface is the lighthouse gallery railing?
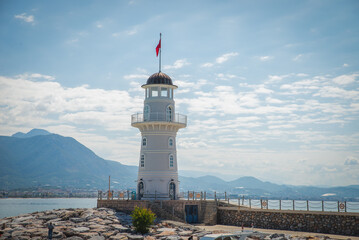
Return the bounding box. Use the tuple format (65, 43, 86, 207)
(131, 112, 187, 125)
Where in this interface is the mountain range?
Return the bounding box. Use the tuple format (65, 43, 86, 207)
(1, 129, 358, 200)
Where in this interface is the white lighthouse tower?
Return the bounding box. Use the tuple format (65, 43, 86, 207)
(131, 72, 187, 200)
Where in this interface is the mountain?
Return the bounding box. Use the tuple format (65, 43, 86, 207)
(0, 129, 137, 190)
(1, 129, 358, 200)
(12, 129, 51, 138)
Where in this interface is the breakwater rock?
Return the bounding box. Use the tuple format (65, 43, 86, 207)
(0, 208, 212, 240)
(0, 208, 350, 240)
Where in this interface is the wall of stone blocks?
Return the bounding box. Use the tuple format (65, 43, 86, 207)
(217, 207, 359, 236)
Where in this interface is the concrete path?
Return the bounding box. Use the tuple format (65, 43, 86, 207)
(195, 224, 358, 240)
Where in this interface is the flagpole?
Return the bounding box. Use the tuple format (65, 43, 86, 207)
(159, 33, 162, 72)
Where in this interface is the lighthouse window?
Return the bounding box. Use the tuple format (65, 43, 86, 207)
(168, 138, 173, 147)
(140, 155, 145, 168)
(151, 87, 158, 97)
(161, 87, 168, 97)
(144, 105, 150, 121)
(169, 89, 173, 99)
(169, 155, 174, 168)
(142, 137, 147, 147)
(146, 88, 149, 98)
(166, 106, 173, 122)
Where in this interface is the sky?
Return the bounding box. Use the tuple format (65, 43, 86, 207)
(1, 0, 359, 186)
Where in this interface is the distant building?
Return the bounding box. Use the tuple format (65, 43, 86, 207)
(131, 72, 187, 200)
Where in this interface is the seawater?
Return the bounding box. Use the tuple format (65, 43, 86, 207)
(0, 198, 97, 219)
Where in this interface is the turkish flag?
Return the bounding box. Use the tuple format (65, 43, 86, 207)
(156, 39, 161, 57)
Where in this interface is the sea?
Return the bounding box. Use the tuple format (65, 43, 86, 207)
(0, 198, 97, 219)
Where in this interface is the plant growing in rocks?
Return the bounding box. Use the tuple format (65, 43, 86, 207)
(130, 206, 156, 234)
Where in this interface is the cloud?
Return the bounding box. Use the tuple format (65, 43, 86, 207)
(14, 13, 34, 23)
(16, 73, 55, 81)
(259, 56, 273, 62)
(333, 73, 358, 85)
(343, 63, 349, 67)
(201, 63, 214, 68)
(216, 73, 237, 81)
(216, 52, 239, 64)
(293, 54, 303, 61)
(123, 74, 148, 80)
(201, 52, 238, 68)
(163, 59, 189, 70)
(345, 157, 358, 166)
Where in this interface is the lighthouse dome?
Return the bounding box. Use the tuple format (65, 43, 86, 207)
(146, 72, 173, 85)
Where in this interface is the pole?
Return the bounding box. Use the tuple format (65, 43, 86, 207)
(307, 200, 309, 211)
(322, 200, 324, 212)
(293, 200, 295, 210)
(108, 176, 111, 200)
(279, 200, 281, 210)
(249, 199, 251, 209)
(159, 33, 162, 72)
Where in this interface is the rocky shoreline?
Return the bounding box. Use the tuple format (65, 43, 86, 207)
(0, 208, 351, 240)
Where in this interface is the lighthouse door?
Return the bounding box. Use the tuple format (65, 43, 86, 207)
(138, 182, 144, 200)
(169, 182, 176, 200)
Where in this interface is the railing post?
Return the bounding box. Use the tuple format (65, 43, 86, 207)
(225, 192, 227, 201)
(238, 197, 240, 206)
(279, 199, 281, 210)
(345, 201, 347, 212)
(214, 191, 216, 202)
(242, 195, 244, 205)
(293, 200, 295, 210)
(322, 200, 324, 212)
(337, 201, 339, 212)
(204, 191, 206, 200)
(127, 190, 129, 200)
(307, 200, 309, 211)
(249, 199, 251, 209)
(261, 199, 263, 209)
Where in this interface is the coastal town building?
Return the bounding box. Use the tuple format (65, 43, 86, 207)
(131, 71, 187, 200)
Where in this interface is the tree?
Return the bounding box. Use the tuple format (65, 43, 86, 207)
(131, 206, 156, 234)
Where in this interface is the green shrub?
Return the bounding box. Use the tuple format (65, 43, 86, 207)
(131, 206, 156, 234)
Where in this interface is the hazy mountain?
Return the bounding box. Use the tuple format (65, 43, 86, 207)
(1, 129, 358, 200)
(0, 129, 137, 190)
(12, 129, 51, 138)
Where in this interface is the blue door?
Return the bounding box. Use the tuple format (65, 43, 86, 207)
(185, 205, 198, 223)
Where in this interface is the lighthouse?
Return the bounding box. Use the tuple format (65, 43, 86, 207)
(131, 72, 187, 200)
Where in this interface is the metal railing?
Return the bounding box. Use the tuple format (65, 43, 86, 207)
(131, 112, 187, 125)
(97, 190, 359, 213)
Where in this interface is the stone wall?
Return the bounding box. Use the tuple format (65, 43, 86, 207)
(97, 200, 149, 214)
(217, 207, 359, 236)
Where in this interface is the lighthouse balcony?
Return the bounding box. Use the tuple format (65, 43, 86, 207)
(131, 112, 187, 126)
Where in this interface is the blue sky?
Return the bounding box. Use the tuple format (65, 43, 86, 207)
(1, 0, 359, 186)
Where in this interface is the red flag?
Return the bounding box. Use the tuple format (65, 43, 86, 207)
(156, 39, 161, 57)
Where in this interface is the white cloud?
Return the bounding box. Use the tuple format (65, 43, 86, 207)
(333, 73, 358, 85)
(259, 56, 273, 61)
(201, 62, 214, 68)
(216, 52, 239, 64)
(293, 54, 303, 61)
(14, 13, 34, 23)
(16, 73, 55, 81)
(123, 74, 148, 80)
(343, 63, 349, 67)
(163, 59, 189, 70)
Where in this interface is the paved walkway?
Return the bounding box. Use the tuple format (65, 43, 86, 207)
(195, 224, 357, 240)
